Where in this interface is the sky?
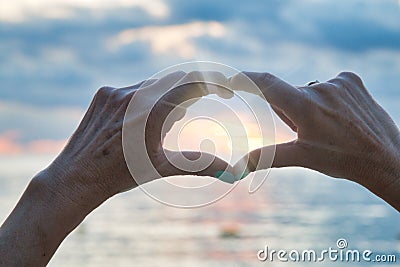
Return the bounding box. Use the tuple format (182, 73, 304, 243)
(0, 0, 400, 156)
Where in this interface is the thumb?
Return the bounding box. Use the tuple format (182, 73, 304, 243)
(249, 141, 307, 193)
(155, 149, 233, 179)
(272, 140, 307, 168)
(233, 140, 306, 177)
(231, 141, 307, 191)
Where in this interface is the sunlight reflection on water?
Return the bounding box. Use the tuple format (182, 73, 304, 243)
(0, 155, 399, 266)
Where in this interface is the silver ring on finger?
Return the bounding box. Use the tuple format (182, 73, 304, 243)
(306, 80, 320, 86)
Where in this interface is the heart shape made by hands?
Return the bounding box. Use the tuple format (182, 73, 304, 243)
(123, 71, 274, 184)
(122, 67, 282, 207)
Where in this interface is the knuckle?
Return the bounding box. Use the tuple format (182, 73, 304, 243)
(168, 70, 186, 81)
(160, 71, 186, 85)
(96, 86, 114, 98)
(259, 72, 277, 83)
(306, 82, 347, 110)
(306, 82, 339, 97)
(207, 70, 225, 78)
(326, 77, 344, 87)
(238, 71, 247, 78)
(326, 77, 351, 93)
(338, 71, 362, 82)
(337, 71, 365, 87)
(206, 71, 226, 84)
(243, 72, 277, 88)
(186, 70, 203, 81)
(109, 89, 125, 103)
(142, 78, 157, 87)
(172, 70, 186, 77)
(96, 86, 127, 105)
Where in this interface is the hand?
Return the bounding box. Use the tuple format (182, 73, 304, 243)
(43, 71, 232, 207)
(233, 71, 400, 211)
(0, 71, 233, 266)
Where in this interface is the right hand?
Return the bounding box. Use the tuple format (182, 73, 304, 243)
(233, 71, 400, 210)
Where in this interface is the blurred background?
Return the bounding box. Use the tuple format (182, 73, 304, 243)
(0, 0, 399, 266)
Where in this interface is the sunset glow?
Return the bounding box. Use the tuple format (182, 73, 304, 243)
(0, 130, 66, 155)
(163, 94, 291, 164)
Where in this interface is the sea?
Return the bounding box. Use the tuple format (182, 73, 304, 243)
(0, 154, 399, 267)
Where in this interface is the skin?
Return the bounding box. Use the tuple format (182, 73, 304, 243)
(0, 70, 398, 266)
(234, 71, 400, 211)
(0, 71, 231, 266)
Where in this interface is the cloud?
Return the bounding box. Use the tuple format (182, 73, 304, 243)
(276, 0, 400, 52)
(0, 100, 78, 155)
(0, 101, 83, 142)
(26, 139, 67, 154)
(0, 0, 169, 23)
(0, 131, 23, 155)
(167, 0, 400, 53)
(0, 0, 399, 124)
(108, 21, 226, 58)
(0, 130, 66, 155)
(0, 0, 399, 188)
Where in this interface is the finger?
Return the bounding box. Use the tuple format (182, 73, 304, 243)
(141, 72, 186, 153)
(271, 105, 298, 132)
(336, 71, 364, 88)
(233, 141, 306, 176)
(145, 83, 205, 154)
(72, 86, 116, 138)
(119, 72, 185, 119)
(156, 150, 233, 179)
(246, 141, 308, 192)
(135, 71, 187, 105)
(119, 78, 158, 92)
(231, 72, 305, 121)
(147, 71, 187, 94)
(177, 71, 233, 99)
(146, 72, 230, 152)
(156, 72, 230, 125)
(149, 71, 229, 122)
(158, 71, 231, 108)
(271, 141, 307, 168)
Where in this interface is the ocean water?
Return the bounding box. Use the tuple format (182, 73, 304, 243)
(0, 155, 399, 266)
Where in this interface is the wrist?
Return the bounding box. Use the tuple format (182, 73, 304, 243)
(39, 160, 111, 216)
(0, 169, 103, 266)
(360, 147, 400, 211)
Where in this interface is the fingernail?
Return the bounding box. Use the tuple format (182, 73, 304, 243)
(235, 170, 250, 180)
(215, 171, 237, 184)
(216, 87, 234, 99)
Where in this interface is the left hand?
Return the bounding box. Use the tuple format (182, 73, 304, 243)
(42, 71, 232, 209)
(0, 71, 234, 267)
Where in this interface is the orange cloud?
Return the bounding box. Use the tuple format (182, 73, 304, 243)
(0, 130, 66, 155)
(26, 139, 67, 154)
(0, 0, 169, 23)
(109, 21, 226, 58)
(0, 130, 23, 155)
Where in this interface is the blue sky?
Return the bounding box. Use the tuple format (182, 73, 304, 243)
(0, 0, 399, 152)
